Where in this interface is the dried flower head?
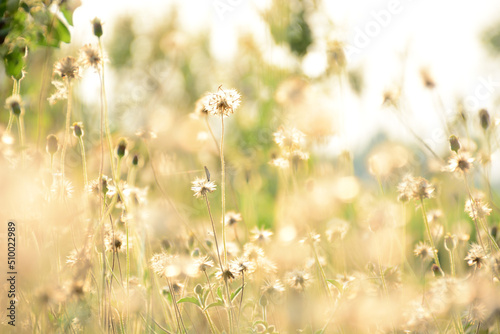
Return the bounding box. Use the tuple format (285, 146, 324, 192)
(54, 56, 80, 80)
(48, 80, 68, 105)
(286, 270, 311, 290)
(465, 243, 488, 268)
(445, 152, 474, 174)
(397, 175, 435, 201)
(5, 95, 23, 116)
(216, 267, 236, 281)
(150, 252, 173, 277)
(193, 94, 210, 117)
(413, 242, 436, 261)
(262, 279, 285, 295)
(79, 44, 103, 70)
(105, 230, 128, 253)
(194, 256, 214, 272)
(251, 227, 273, 243)
(231, 257, 256, 275)
(204, 87, 241, 117)
(465, 198, 492, 220)
(191, 177, 216, 198)
(225, 211, 242, 226)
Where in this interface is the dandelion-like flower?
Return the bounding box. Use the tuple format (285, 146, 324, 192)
(286, 270, 311, 290)
(193, 94, 210, 117)
(54, 56, 80, 80)
(274, 127, 306, 154)
(225, 211, 242, 226)
(445, 152, 474, 174)
(48, 80, 68, 105)
(191, 177, 216, 198)
(79, 44, 103, 70)
(194, 256, 214, 272)
(413, 242, 436, 261)
(251, 227, 273, 243)
(204, 87, 241, 117)
(262, 279, 285, 295)
(397, 175, 435, 201)
(150, 252, 173, 277)
(465, 198, 492, 220)
(465, 243, 488, 268)
(104, 230, 128, 253)
(215, 266, 236, 281)
(230, 257, 256, 275)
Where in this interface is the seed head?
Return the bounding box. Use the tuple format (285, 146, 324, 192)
(191, 177, 216, 198)
(79, 44, 103, 69)
(286, 270, 311, 290)
(446, 152, 474, 174)
(54, 56, 80, 80)
(413, 242, 436, 261)
(230, 257, 256, 275)
(216, 267, 236, 282)
(465, 243, 488, 269)
(204, 87, 241, 117)
(46, 134, 59, 156)
(194, 256, 214, 272)
(225, 211, 242, 226)
(465, 198, 492, 220)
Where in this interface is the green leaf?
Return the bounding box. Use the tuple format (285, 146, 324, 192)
(60, 7, 74, 26)
(54, 17, 71, 43)
(204, 300, 224, 310)
(4, 47, 24, 79)
(216, 286, 223, 300)
(326, 279, 343, 294)
(230, 284, 245, 302)
(177, 296, 200, 307)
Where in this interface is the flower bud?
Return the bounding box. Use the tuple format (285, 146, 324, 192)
(132, 153, 140, 166)
(116, 138, 127, 159)
(449, 135, 460, 153)
(72, 122, 84, 138)
(479, 108, 490, 131)
(431, 264, 444, 277)
(259, 294, 268, 307)
(46, 134, 59, 155)
(194, 284, 203, 296)
(444, 234, 457, 251)
(92, 17, 103, 38)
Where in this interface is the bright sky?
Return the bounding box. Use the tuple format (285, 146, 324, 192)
(70, 0, 500, 177)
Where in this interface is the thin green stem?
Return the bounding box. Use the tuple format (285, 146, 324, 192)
(220, 115, 228, 265)
(420, 199, 441, 268)
(16, 115, 25, 166)
(60, 80, 73, 198)
(78, 136, 88, 188)
(203, 194, 224, 271)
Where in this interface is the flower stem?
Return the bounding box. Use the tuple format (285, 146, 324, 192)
(78, 136, 88, 188)
(420, 199, 441, 268)
(60, 79, 72, 198)
(220, 115, 228, 266)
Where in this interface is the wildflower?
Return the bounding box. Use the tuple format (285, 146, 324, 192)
(445, 152, 474, 174)
(444, 234, 458, 251)
(225, 211, 242, 226)
(5, 95, 23, 116)
(105, 230, 128, 253)
(50, 175, 74, 199)
(165, 282, 184, 295)
(465, 243, 488, 268)
(191, 177, 216, 198)
(194, 256, 214, 272)
(286, 270, 311, 290)
(87, 175, 111, 197)
(216, 266, 236, 281)
(273, 127, 306, 153)
(326, 220, 350, 242)
(243, 243, 265, 262)
(150, 252, 173, 277)
(54, 56, 80, 80)
(413, 242, 436, 261)
(299, 231, 320, 245)
(71, 122, 84, 138)
(251, 227, 273, 243)
(262, 279, 285, 295)
(122, 186, 148, 206)
(79, 44, 103, 70)
(46, 134, 59, 156)
(426, 210, 442, 224)
(204, 87, 241, 117)
(193, 94, 210, 117)
(465, 198, 492, 220)
(397, 175, 435, 201)
(231, 257, 256, 275)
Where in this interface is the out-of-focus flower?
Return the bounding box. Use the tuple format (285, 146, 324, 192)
(191, 177, 216, 198)
(204, 87, 241, 117)
(465, 243, 488, 269)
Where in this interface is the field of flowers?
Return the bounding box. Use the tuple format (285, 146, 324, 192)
(2, 1, 500, 333)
